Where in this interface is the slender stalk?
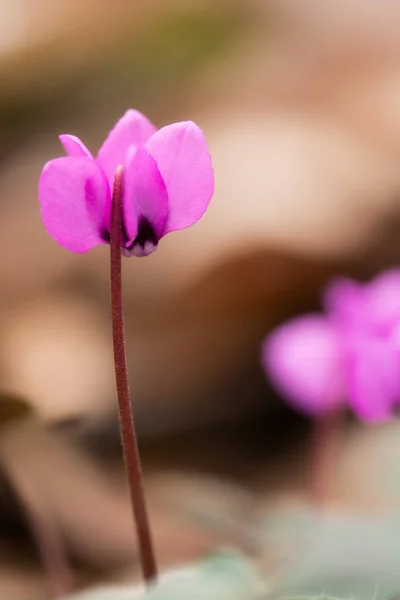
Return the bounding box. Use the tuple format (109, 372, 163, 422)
(309, 408, 343, 506)
(4, 461, 73, 598)
(110, 165, 158, 585)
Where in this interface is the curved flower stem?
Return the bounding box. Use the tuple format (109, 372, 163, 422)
(3, 461, 73, 598)
(309, 408, 344, 506)
(110, 165, 158, 585)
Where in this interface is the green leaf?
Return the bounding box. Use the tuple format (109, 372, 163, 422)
(146, 550, 264, 600)
(263, 509, 400, 600)
(63, 550, 264, 600)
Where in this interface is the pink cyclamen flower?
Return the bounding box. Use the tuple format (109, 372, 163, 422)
(39, 110, 214, 256)
(262, 270, 400, 422)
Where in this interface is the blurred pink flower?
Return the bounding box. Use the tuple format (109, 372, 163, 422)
(262, 270, 400, 422)
(39, 110, 214, 257)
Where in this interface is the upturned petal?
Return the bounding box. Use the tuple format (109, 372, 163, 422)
(366, 269, 400, 334)
(323, 277, 366, 328)
(262, 316, 345, 416)
(146, 121, 214, 234)
(97, 110, 157, 185)
(59, 135, 93, 158)
(39, 157, 110, 253)
(347, 336, 400, 421)
(123, 148, 168, 257)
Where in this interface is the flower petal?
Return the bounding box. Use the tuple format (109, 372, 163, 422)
(39, 157, 110, 253)
(323, 277, 366, 327)
(347, 336, 400, 421)
(123, 148, 168, 256)
(146, 121, 214, 234)
(262, 316, 345, 416)
(97, 110, 157, 185)
(59, 134, 93, 158)
(366, 269, 400, 333)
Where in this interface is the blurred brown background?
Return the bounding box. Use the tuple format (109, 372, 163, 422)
(1, 1, 400, 598)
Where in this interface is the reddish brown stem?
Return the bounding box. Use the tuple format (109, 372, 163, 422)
(110, 165, 158, 585)
(309, 408, 343, 506)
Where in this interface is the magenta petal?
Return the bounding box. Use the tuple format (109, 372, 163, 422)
(323, 277, 366, 327)
(123, 148, 168, 255)
(59, 134, 93, 158)
(97, 110, 157, 185)
(146, 121, 214, 234)
(366, 269, 400, 333)
(347, 337, 400, 422)
(39, 157, 110, 253)
(262, 316, 345, 416)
